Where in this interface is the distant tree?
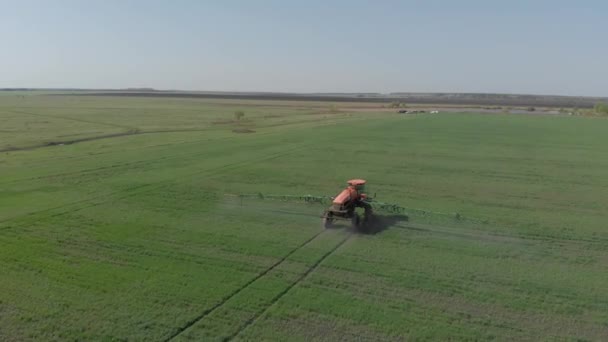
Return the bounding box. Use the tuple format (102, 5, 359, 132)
(594, 102, 608, 115)
(388, 102, 407, 108)
(234, 110, 245, 120)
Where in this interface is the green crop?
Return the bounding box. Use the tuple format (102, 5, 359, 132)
(1, 93, 607, 341)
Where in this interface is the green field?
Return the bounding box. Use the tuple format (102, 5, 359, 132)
(1, 94, 607, 341)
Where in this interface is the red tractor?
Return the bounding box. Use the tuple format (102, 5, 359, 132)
(322, 179, 373, 229)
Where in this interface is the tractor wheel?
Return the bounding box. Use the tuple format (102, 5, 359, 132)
(358, 213, 371, 233)
(351, 213, 361, 229)
(322, 212, 334, 229)
(363, 210, 373, 226)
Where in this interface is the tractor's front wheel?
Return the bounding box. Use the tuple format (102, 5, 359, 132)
(322, 212, 334, 229)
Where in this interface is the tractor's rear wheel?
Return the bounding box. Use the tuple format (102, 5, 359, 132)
(351, 213, 361, 229)
(359, 212, 373, 234)
(363, 210, 373, 226)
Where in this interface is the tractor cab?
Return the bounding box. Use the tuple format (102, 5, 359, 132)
(332, 179, 367, 209)
(347, 179, 366, 193)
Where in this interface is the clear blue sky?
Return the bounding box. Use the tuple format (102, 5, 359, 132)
(1, 0, 606, 96)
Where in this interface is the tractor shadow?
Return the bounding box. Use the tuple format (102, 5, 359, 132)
(357, 214, 410, 235)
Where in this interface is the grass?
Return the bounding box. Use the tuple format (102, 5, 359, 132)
(1, 93, 607, 340)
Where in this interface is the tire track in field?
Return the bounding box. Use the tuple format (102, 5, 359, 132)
(0, 143, 310, 227)
(0, 126, 215, 153)
(163, 229, 328, 342)
(1, 125, 305, 185)
(1, 134, 237, 185)
(5, 127, 268, 181)
(4, 109, 232, 153)
(225, 232, 353, 341)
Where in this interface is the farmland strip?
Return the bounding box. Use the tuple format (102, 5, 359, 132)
(0, 144, 310, 227)
(163, 229, 327, 341)
(6, 109, 132, 129)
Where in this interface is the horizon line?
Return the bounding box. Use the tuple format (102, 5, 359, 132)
(1, 87, 606, 99)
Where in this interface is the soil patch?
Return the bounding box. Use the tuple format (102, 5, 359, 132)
(232, 128, 255, 134)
